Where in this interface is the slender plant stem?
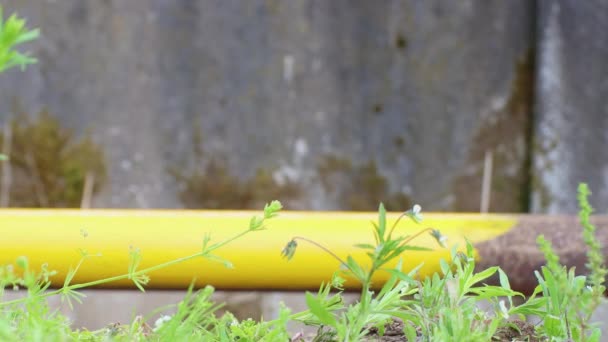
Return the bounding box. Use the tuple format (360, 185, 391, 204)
(291, 236, 348, 267)
(387, 212, 410, 240)
(401, 228, 432, 247)
(0, 220, 269, 308)
(205, 227, 260, 254)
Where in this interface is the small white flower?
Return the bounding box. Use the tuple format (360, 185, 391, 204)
(412, 204, 421, 214)
(153, 315, 173, 332)
(411, 204, 423, 221)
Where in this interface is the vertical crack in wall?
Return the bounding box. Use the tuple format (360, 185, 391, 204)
(521, 0, 538, 213)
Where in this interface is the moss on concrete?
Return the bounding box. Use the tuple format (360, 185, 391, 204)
(171, 131, 301, 209)
(0, 109, 106, 207)
(316, 154, 411, 211)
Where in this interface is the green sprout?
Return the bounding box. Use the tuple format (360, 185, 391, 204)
(0, 5, 39, 73)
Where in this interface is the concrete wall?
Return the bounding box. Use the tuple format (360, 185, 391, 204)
(0, 1, 606, 213)
(532, 0, 608, 213)
(0, 1, 544, 212)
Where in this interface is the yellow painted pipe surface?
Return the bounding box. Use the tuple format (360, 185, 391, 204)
(0, 210, 516, 290)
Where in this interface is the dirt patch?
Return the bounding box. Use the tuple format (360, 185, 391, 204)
(365, 319, 413, 341)
(475, 215, 608, 295)
(361, 318, 542, 341)
(366, 320, 544, 342)
(493, 319, 543, 342)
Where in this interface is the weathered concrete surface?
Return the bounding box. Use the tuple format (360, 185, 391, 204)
(532, 0, 608, 214)
(0, 1, 534, 211)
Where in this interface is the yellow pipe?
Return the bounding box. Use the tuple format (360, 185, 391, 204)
(0, 210, 516, 290)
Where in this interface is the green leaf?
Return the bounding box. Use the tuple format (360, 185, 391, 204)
(439, 258, 451, 276)
(330, 272, 345, 290)
(377, 203, 387, 243)
(345, 255, 366, 282)
(249, 216, 264, 231)
(467, 285, 520, 299)
(509, 297, 547, 317)
(63, 266, 77, 287)
(467, 266, 498, 288)
(263, 200, 282, 219)
(14, 28, 39, 44)
(60, 288, 86, 310)
(15, 256, 28, 270)
(133, 278, 146, 292)
(201, 233, 212, 252)
(353, 243, 375, 250)
(498, 268, 511, 290)
(204, 254, 234, 269)
(403, 323, 418, 342)
(588, 328, 602, 342)
(400, 245, 433, 252)
(381, 268, 416, 285)
(0, 7, 39, 73)
(305, 292, 337, 327)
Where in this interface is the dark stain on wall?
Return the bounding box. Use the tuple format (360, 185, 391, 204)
(317, 154, 411, 211)
(170, 129, 301, 210)
(452, 48, 535, 212)
(394, 32, 408, 50)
